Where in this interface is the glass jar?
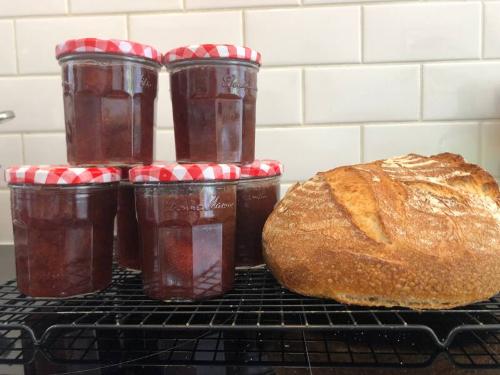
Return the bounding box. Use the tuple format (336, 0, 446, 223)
(56, 38, 162, 166)
(6, 166, 120, 298)
(236, 160, 282, 267)
(130, 163, 240, 301)
(116, 167, 141, 271)
(164, 44, 261, 164)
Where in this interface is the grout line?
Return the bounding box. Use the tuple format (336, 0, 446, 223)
(419, 64, 424, 121)
(360, 5, 364, 63)
(360, 125, 365, 162)
(126, 14, 131, 39)
(181, 0, 186, 11)
(300, 68, 306, 125)
(481, 0, 485, 59)
(478, 122, 483, 165)
(65, 0, 70, 14)
(241, 10, 246, 45)
(12, 20, 20, 75)
(0, 0, 478, 20)
(20, 134, 26, 164)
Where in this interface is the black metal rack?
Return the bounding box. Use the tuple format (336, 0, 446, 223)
(0, 267, 498, 369)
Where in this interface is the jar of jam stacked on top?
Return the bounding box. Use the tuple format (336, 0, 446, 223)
(164, 44, 261, 164)
(116, 167, 141, 271)
(6, 166, 120, 298)
(56, 38, 162, 166)
(236, 160, 282, 267)
(130, 163, 240, 301)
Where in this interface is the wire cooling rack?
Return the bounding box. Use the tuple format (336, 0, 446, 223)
(0, 267, 498, 368)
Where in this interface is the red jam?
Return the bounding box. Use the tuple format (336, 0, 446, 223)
(10, 184, 118, 297)
(168, 61, 259, 164)
(59, 54, 160, 165)
(236, 176, 280, 267)
(135, 181, 237, 300)
(116, 180, 141, 270)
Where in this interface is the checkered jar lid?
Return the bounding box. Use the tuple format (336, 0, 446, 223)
(6, 165, 121, 185)
(240, 160, 283, 178)
(164, 44, 261, 66)
(129, 163, 241, 182)
(55, 38, 162, 64)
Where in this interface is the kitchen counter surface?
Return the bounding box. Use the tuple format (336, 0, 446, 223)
(0, 244, 497, 375)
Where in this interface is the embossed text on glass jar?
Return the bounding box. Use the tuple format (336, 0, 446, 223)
(135, 181, 237, 301)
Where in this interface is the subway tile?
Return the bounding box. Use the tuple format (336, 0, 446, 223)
(364, 2, 480, 62)
(245, 7, 360, 65)
(0, 0, 65, 17)
(255, 126, 360, 182)
(23, 133, 67, 165)
(363, 122, 479, 163)
(481, 122, 500, 177)
(186, 0, 298, 9)
(305, 65, 420, 123)
(129, 12, 242, 54)
(16, 16, 127, 74)
(257, 68, 302, 126)
(0, 191, 12, 244)
(70, 0, 181, 14)
(304, 0, 378, 3)
(157, 72, 173, 129)
(0, 135, 23, 188)
(484, 2, 500, 58)
(0, 21, 17, 75)
(423, 62, 500, 120)
(154, 129, 176, 161)
(280, 183, 294, 199)
(0, 77, 64, 133)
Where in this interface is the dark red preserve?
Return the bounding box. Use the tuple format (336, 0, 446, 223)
(164, 44, 261, 164)
(56, 38, 162, 166)
(6, 166, 120, 298)
(130, 163, 241, 301)
(116, 167, 141, 270)
(236, 160, 282, 267)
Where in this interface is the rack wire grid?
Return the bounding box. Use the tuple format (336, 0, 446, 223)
(0, 267, 498, 368)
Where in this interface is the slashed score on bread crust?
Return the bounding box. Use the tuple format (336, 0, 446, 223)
(263, 153, 500, 309)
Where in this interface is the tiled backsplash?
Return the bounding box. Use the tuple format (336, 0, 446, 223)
(0, 0, 500, 243)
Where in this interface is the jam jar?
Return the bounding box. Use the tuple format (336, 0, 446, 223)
(116, 167, 141, 271)
(164, 44, 261, 164)
(236, 160, 282, 267)
(56, 38, 162, 166)
(6, 166, 120, 298)
(130, 163, 240, 301)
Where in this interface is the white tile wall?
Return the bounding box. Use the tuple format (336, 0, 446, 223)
(305, 65, 420, 123)
(69, 0, 181, 14)
(363, 122, 479, 163)
(423, 62, 500, 120)
(23, 133, 67, 165)
(0, 191, 12, 244)
(481, 122, 500, 177)
(484, 2, 500, 58)
(0, 1, 499, 243)
(245, 7, 360, 65)
(257, 68, 302, 126)
(129, 12, 243, 53)
(0, 21, 17, 75)
(255, 126, 361, 181)
(16, 16, 127, 74)
(0, 77, 64, 132)
(0, 0, 66, 17)
(186, 0, 299, 9)
(364, 2, 481, 62)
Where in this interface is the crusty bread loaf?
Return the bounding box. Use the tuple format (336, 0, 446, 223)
(262, 153, 500, 309)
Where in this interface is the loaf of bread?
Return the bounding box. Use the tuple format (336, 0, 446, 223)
(263, 153, 500, 309)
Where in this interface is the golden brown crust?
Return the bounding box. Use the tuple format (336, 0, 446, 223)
(262, 153, 500, 309)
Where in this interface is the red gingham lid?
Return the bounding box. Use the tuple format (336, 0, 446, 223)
(240, 160, 283, 178)
(6, 165, 121, 185)
(55, 38, 162, 64)
(129, 162, 240, 182)
(164, 44, 261, 66)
